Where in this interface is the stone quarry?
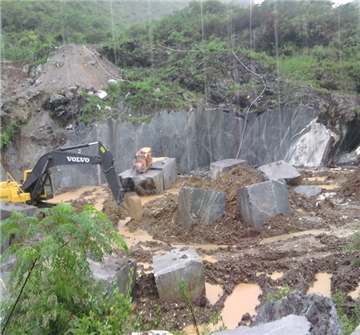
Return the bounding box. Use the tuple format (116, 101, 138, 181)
(1, 35, 360, 335)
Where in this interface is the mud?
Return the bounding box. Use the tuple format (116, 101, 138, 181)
(48, 166, 360, 331)
(340, 168, 360, 200)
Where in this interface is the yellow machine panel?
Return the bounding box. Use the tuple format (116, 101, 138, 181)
(0, 180, 31, 203)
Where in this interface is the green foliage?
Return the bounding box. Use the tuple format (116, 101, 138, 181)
(1, 0, 186, 63)
(266, 284, 291, 303)
(0, 204, 129, 334)
(69, 288, 134, 335)
(0, 122, 19, 150)
(333, 291, 360, 335)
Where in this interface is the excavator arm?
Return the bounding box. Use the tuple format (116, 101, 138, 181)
(22, 141, 125, 205)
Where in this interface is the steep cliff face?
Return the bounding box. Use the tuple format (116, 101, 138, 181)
(3, 88, 358, 191)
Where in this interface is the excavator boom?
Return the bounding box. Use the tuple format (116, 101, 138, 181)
(21, 141, 125, 205)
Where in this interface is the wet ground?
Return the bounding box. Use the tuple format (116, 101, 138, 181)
(49, 166, 360, 331)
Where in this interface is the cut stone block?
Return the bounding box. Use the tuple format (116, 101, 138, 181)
(153, 248, 205, 303)
(212, 315, 311, 335)
(210, 159, 247, 180)
(294, 185, 322, 198)
(237, 180, 289, 229)
(152, 157, 177, 189)
(88, 255, 136, 295)
(176, 187, 226, 226)
(258, 160, 300, 184)
(120, 168, 164, 195)
(0, 203, 38, 220)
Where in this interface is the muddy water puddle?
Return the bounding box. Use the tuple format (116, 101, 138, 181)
(307, 272, 332, 297)
(118, 221, 226, 252)
(47, 185, 108, 210)
(206, 282, 223, 305)
(349, 283, 360, 300)
(260, 229, 326, 245)
(302, 176, 339, 190)
(202, 255, 218, 263)
(221, 283, 262, 329)
(256, 271, 284, 280)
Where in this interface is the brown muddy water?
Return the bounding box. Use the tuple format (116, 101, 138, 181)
(221, 283, 262, 329)
(307, 272, 332, 297)
(205, 282, 223, 305)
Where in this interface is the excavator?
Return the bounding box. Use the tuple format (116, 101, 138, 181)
(0, 141, 128, 206)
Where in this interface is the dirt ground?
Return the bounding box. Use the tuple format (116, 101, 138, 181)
(29, 44, 120, 94)
(50, 166, 360, 331)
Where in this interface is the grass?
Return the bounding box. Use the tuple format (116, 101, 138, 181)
(279, 54, 318, 86)
(334, 291, 360, 335)
(0, 122, 19, 150)
(265, 284, 291, 303)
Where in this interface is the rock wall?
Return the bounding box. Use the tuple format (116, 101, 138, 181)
(50, 104, 317, 189)
(3, 103, 322, 190)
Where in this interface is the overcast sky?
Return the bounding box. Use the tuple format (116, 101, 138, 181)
(253, 0, 355, 5)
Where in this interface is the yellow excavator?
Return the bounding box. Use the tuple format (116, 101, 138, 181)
(0, 170, 40, 203)
(0, 141, 127, 206)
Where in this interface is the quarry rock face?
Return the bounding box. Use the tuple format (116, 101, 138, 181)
(153, 248, 205, 303)
(237, 180, 289, 228)
(210, 159, 247, 180)
(255, 291, 342, 335)
(337, 145, 360, 166)
(14, 102, 322, 191)
(286, 119, 334, 167)
(212, 314, 311, 335)
(257, 160, 300, 183)
(176, 187, 226, 226)
(88, 255, 136, 295)
(294, 185, 322, 198)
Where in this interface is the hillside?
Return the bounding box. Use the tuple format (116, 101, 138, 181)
(99, 0, 360, 113)
(0, 0, 189, 62)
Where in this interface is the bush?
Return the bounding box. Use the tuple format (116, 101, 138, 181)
(0, 204, 130, 334)
(0, 122, 19, 150)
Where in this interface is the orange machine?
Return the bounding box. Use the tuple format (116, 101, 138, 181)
(133, 147, 152, 173)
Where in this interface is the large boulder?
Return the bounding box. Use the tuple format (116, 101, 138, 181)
(255, 291, 342, 335)
(212, 315, 311, 335)
(88, 255, 136, 295)
(176, 187, 226, 226)
(237, 180, 289, 229)
(153, 248, 205, 303)
(210, 159, 247, 180)
(257, 160, 300, 184)
(286, 119, 335, 167)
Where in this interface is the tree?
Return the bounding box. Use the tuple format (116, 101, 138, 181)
(0, 204, 129, 334)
